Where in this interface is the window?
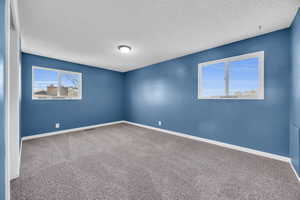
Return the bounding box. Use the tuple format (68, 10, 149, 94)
(32, 66, 82, 100)
(198, 51, 264, 99)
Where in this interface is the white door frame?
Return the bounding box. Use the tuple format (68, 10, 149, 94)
(5, 0, 21, 199)
(4, 0, 11, 199)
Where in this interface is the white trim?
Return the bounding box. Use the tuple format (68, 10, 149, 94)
(289, 160, 300, 183)
(8, 28, 21, 181)
(32, 66, 82, 100)
(198, 51, 264, 100)
(198, 51, 264, 67)
(12, 139, 22, 181)
(7, 1, 21, 182)
(4, 0, 11, 199)
(123, 121, 290, 162)
(10, 0, 20, 33)
(16, 137, 23, 181)
(22, 121, 125, 141)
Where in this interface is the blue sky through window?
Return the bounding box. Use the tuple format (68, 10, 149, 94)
(201, 57, 259, 97)
(202, 62, 225, 97)
(33, 67, 81, 99)
(229, 57, 258, 95)
(33, 68, 58, 91)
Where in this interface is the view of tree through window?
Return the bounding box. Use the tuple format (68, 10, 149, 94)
(198, 52, 263, 99)
(33, 67, 82, 99)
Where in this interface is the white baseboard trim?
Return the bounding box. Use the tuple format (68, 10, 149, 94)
(289, 160, 300, 182)
(123, 121, 290, 163)
(22, 120, 125, 141)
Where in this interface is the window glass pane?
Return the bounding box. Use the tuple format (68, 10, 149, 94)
(202, 62, 225, 97)
(60, 72, 81, 98)
(33, 68, 58, 99)
(228, 57, 259, 98)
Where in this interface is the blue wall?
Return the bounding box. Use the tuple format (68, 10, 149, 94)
(290, 9, 300, 176)
(0, 0, 5, 199)
(125, 29, 291, 157)
(21, 53, 124, 137)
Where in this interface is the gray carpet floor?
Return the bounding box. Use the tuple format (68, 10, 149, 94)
(11, 123, 300, 200)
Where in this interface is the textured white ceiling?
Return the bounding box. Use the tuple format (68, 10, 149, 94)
(19, 0, 300, 72)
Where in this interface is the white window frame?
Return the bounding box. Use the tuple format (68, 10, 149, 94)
(32, 66, 82, 100)
(198, 51, 264, 100)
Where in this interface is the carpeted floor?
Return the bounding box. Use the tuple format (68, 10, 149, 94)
(11, 123, 300, 200)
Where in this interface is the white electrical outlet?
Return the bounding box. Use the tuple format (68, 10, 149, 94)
(158, 121, 162, 126)
(55, 123, 60, 128)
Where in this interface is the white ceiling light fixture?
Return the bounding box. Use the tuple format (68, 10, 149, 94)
(118, 45, 132, 54)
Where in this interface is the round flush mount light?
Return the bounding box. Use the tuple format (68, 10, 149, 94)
(118, 45, 132, 54)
